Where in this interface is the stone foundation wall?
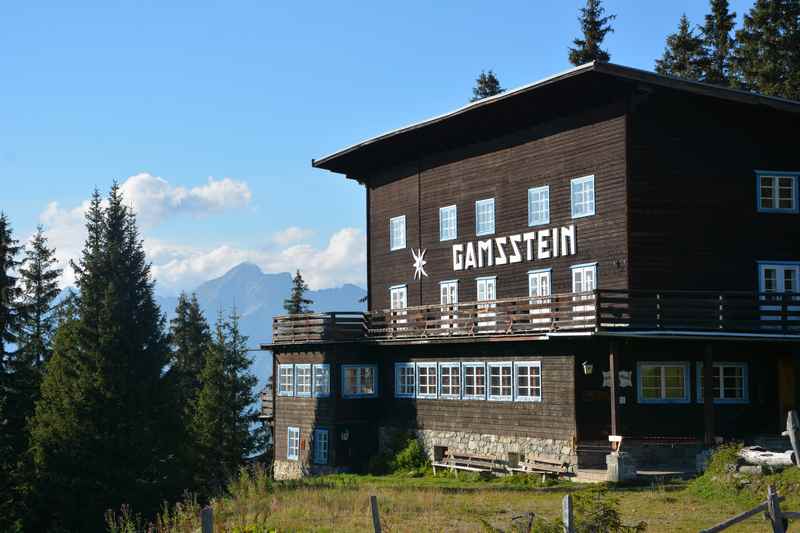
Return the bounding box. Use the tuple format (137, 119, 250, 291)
(273, 460, 348, 480)
(379, 426, 577, 469)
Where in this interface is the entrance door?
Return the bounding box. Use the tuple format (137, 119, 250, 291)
(477, 276, 497, 329)
(440, 280, 458, 329)
(528, 269, 551, 329)
(758, 263, 800, 327)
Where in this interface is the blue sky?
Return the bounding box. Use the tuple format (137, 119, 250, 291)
(0, 0, 752, 294)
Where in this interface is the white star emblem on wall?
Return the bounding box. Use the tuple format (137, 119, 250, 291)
(411, 248, 428, 280)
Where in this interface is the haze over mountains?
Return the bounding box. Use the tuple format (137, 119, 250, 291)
(154, 262, 366, 392)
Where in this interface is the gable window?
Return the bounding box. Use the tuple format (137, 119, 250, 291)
(295, 364, 312, 397)
(389, 215, 406, 250)
(313, 428, 329, 465)
(697, 362, 748, 404)
(287, 427, 300, 461)
(342, 364, 377, 398)
(528, 186, 550, 226)
(571, 175, 596, 218)
(416, 362, 437, 399)
(757, 172, 798, 213)
(394, 362, 416, 398)
(439, 205, 457, 241)
(278, 364, 294, 397)
(514, 361, 542, 402)
(313, 364, 331, 398)
(475, 198, 495, 236)
(462, 362, 486, 400)
(439, 362, 461, 399)
(488, 362, 513, 401)
(637, 362, 690, 404)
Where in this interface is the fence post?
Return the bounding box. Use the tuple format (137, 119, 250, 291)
(370, 495, 382, 533)
(767, 485, 786, 533)
(201, 506, 213, 533)
(562, 494, 574, 533)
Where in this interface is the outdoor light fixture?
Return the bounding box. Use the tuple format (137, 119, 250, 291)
(582, 361, 593, 375)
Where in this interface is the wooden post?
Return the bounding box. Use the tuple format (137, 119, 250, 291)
(703, 344, 715, 447)
(783, 410, 800, 467)
(609, 340, 620, 437)
(201, 506, 213, 533)
(370, 495, 382, 533)
(562, 494, 574, 533)
(767, 485, 786, 533)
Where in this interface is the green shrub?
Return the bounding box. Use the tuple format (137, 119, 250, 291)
(391, 438, 429, 472)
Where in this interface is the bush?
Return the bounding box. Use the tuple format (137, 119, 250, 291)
(367, 433, 430, 475)
(391, 438, 429, 472)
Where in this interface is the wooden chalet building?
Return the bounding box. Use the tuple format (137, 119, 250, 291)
(264, 62, 800, 480)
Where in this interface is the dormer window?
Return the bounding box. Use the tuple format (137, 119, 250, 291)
(757, 171, 798, 213)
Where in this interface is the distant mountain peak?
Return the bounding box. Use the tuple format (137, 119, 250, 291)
(224, 261, 264, 278)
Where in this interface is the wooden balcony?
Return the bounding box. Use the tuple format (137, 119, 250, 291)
(271, 290, 800, 345)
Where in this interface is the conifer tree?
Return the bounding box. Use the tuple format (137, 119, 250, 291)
(170, 292, 211, 412)
(568, 0, 616, 66)
(283, 269, 313, 314)
(191, 309, 261, 495)
(655, 14, 708, 80)
(702, 0, 737, 85)
(29, 185, 176, 531)
(734, 0, 800, 100)
(470, 70, 504, 102)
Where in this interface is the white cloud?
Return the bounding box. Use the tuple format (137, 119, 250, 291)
(270, 226, 315, 247)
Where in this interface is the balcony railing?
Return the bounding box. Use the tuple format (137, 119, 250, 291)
(271, 290, 800, 344)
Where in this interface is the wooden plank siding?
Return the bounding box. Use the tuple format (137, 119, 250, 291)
(368, 103, 629, 311)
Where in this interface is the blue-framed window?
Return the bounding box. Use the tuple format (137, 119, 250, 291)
(313, 428, 329, 465)
(394, 362, 416, 398)
(696, 362, 749, 404)
(278, 364, 294, 397)
(475, 198, 495, 236)
(287, 426, 300, 460)
(637, 362, 690, 404)
(341, 364, 378, 398)
(313, 364, 331, 398)
(439, 205, 457, 241)
(295, 364, 312, 397)
(571, 175, 596, 218)
(439, 362, 461, 399)
(389, 215, 406, 250)
(416, 362, 438, 399)
(514, 361, 542, 402)
(528, 186, 550, 226)
(462, 362, 486, 400)
(487, 361, 513, 401)
(756, 171, 799, 213)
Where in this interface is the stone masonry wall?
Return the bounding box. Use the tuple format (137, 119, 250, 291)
(273, 460, 347, 480)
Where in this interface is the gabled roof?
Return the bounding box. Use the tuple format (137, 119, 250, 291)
(312, 62, 800, 178)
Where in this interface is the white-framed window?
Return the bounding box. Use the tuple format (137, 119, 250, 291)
(439, 205, 457, 241)
(295, 364, 312, 397)
(313, 364, 331, 398)
(440, 280, 458, 329)
(488, 362, 513, 401)
(571, 175, 595, 218)
(462, 362, 486, 400)
(313, 428, 329, 465)
(341, 364, 378, 398)
(278, 364, 294, 397)
(758, 262, 800, 323)
(475, 198, 495, 236)
(637, 362, 690, 404)
(390, 284, 408, 326)
(394, 362, 416, 398)
(389, 215, 406, 251)
(439, 362, 461, 399)
(416, 362, 438, 399)
(514, 361, 542, 402)
(528, 185, 550, 226)
(757, 172, 798, 213)
(571, 263, 597, 317)
(477, 276, 497, 328)
(696, 362, 749, 404)
(287, 426, 300, 461)
(528, 268, 552, 327)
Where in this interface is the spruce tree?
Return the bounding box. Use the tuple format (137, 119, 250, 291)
(191, 309, 261, 495)
(702, 0, 737, 85)
(29, 185, 176, 531)
(283, 269, 313, 314)
(470, 70, 504, 102)
(568, 0, 616, 66)
(655, 14, 708, 80)
(734, 0, 800, 100)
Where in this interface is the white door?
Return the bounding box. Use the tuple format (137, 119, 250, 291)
(571, 265, 597, 319)
(529, 270, 552, 328)
(477, 277, 497, 328)
(759, 264, 800, 326)
(440, 281, 458, 329)
(390, 285, 408, 327)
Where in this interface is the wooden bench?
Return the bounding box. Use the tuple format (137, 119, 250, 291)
(508, 455, 572, 480)
(432, 450, 508, 476)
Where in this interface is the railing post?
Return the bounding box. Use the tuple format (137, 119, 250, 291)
(594, 290, 600, 331)
(718, 295, 724, 330)
(656, 293, 662, 329)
